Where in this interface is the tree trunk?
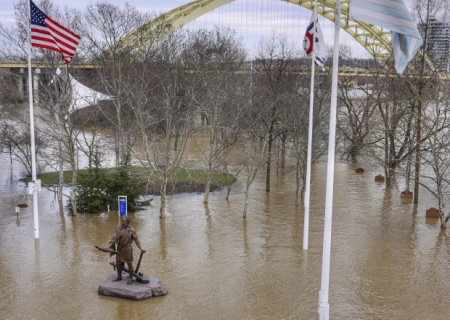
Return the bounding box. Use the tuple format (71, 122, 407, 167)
(174, 134, 179, 151)
(295, 155, 301, 206)
(114, 133, 120, 167)
(70, 164, 77, 216)
(159, 175, 168, 219)
(203, 166, 212, 203)
(266, 130, 273, 192)
(414, 99, 422, 204)
(243, 185, 250, 219)
(9, 151, 13, 180)
(281, 132, 286, 170)
(226, 185, 232, 200)
(54, 112, 64, 214)
(69, 132, 77, 215)
(438, 195, 446, 229)
(243, 166, 259, 218)
(58, 158, 64, 214)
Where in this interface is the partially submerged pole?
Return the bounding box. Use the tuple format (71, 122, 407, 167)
(318, 0, 341, 319)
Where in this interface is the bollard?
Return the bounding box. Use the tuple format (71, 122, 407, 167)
(15, 206, 20, 217)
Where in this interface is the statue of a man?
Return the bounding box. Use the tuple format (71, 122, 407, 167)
(109, 215, 145, 285)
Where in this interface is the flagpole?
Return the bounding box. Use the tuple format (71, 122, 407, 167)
(27, 0, 40, 239)
(318, 0, 341, 319)
(303, 1, 318, 251)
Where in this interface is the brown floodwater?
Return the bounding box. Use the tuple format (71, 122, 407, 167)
(1, 142, 449, 320)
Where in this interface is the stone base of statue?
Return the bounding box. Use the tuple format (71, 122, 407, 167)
(98, 273, 168, 300)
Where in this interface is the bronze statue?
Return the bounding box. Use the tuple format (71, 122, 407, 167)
(96, 215, 146, 285)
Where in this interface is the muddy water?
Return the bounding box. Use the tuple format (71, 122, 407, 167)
(0, 147, 449, 320)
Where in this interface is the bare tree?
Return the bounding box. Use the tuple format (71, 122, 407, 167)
(349, 67, 417, 188)
(79, 2, 156, 167)
(184, 27, 247, 203)
(124, 29, 200, 219)
(409, 0, 449, 203)
(240, 132, 268, 219)
(337, 74, 379, 162)
(289, 76, 329, 206)
(419, 81, 450, 228)
(1, 120, 48, 176)
(35, 65, 85, 215)
(254, 33, 298, 192)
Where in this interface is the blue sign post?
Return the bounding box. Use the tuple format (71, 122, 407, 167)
(118, 196, 127, 218)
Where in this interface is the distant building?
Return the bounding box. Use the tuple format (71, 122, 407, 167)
(418, 19, 450, 72)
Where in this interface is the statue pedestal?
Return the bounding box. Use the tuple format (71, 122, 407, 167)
(98, 273, 168, 300)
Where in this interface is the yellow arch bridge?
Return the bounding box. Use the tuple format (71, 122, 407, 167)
(123, 0, 438, 74)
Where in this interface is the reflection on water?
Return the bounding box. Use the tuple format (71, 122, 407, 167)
(1, 151, 449, 320)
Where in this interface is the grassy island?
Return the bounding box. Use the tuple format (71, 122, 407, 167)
(28, 167, 235, 194)
(22, 167, 235, 213)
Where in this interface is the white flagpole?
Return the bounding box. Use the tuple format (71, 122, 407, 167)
(318, 0, 341, 319)
(27, 0, 40, 239)
(303, 1, 318, 251)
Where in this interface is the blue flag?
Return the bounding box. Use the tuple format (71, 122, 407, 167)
(350, 0, 423, 74)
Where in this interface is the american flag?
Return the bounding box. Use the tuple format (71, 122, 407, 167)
(30, 0, 81, 64)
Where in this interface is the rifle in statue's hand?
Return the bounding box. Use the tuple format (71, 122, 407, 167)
(95, 245, 118, 255)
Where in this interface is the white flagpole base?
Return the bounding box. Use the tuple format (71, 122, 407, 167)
(303, 205, 310, 250)
(318, 290, 329, 320)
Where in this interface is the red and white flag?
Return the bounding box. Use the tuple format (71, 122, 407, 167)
(303, 11, 327, 70)
(30, 0, 81, 64)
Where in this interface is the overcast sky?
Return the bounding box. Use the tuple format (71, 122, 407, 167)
(0, 0, 415, 58)
(0, 0, 187, 25)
